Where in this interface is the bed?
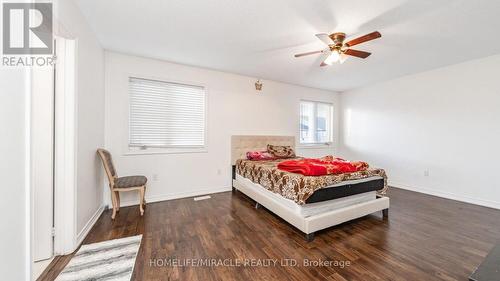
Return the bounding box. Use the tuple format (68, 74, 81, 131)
(231, 135, 390, 241)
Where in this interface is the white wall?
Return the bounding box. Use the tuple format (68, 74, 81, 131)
(105, 51, 340, 206)
(339, 54, 500, 209)
(55, 0, 105, 237)
(0, 69, 29, 280)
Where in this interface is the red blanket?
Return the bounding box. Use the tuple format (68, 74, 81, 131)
(277, 156, 369, 176)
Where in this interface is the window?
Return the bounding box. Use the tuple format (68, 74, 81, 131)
(129, 77, 206, 150)
(300, 101, 333, 145)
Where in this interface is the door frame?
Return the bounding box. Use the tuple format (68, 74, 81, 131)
(53, 37, 78, 255)
(29, 36, 79, 259)
(28, 36, 78, 280)
(31, 57, 56, 262)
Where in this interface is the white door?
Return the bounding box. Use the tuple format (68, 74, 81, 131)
(32, 63, 55, 261)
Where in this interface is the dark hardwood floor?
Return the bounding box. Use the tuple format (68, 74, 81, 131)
(38, 188, 500, 281)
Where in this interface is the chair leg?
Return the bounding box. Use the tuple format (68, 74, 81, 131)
(115, 191, 120, 212)
(139, 186, 145, 216)
(111, 191, 117, 220)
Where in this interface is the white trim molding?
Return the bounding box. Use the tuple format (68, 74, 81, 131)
(54, 38, 78, 255)
(117, 187, 232, 208)
(25, 66, 33, 281)
(76, 205, 104, 247)
(389, 181, 500, 210)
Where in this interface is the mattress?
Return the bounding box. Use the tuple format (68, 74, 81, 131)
(305, 176, 384, 203)
(235, 158, 387, 205)
(236, 174, 377, 218)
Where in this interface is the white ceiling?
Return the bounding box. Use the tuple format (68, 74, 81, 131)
(75, 0, 500, 92)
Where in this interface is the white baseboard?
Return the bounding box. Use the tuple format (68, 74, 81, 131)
(389, 181, 500, 210)
(117, 187, 232, 208)
(76, 205, 104, 247)
(33, 257, 54, 280)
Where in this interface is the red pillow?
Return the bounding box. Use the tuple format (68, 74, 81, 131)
(246, 151, 276, 161)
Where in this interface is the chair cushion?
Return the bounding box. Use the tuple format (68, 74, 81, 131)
(115, 176, 147, 188)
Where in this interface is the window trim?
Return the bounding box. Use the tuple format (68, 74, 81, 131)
(126, 73, 209, 155)
(298, 99, 334, 147)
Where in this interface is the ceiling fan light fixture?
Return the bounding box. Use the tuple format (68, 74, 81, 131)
(324, 50, 341, 65)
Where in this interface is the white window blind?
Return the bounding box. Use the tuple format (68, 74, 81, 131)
(129, 77, 206, 148)
(300, 100, 333, 144)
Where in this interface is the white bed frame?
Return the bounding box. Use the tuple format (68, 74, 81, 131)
(231, 135, 390, 241)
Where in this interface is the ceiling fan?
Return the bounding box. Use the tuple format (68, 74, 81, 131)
(294, 31, 381, 66)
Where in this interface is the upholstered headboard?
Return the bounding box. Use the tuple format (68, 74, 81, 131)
(231, 135, 295, 165)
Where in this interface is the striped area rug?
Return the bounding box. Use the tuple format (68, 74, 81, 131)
(56, 235, 142, 281)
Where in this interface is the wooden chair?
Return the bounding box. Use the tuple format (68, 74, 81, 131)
(97, 148, 147, 219)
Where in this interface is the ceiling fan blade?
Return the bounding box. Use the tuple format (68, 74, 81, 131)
(344, 49, 371, 58)
(294, 50, 324, 58)
(319, 50, 332, 67)
(345, 31, 381, 47)
(315, 33, 334, 45)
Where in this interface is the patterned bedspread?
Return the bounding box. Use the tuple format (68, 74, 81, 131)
(236, 158, 387, 205)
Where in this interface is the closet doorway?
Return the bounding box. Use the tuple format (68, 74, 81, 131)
(32, 37, 76, 280)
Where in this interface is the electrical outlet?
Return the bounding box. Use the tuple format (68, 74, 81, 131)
(424, 170, 429, 177)
(152, 174, 159, 181)
(217, 169, 222, 175)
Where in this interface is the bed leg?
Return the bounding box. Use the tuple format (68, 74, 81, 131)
(305, 233, 315, 242)
(382, 208, 389, 218)
(231, 165, 236, 193)
(255, 202, 260, 209)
